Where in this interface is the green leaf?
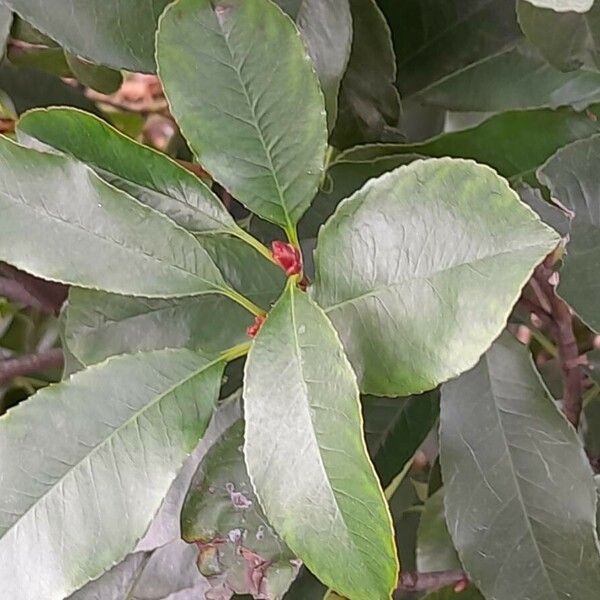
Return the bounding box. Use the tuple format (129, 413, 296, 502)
(0, 137, 229, 298)
(1, 0, 169, 72)
(313, 158, 559, 396)
(67, 552, 150, 600)
(440, 333, 600, 600)
(416, 489, 461, 573)
(522, 0, 593, 10)
(331, 0, 402, 149)
(156, 0, 327, 230)
(284, 569, 328, 599)
(198, 234, 285, 309)
(64, 54, 122, 94)
(0, 5, 13, 52)
(64, 234, 284, 366)
(17, 107, 237, 236)
(518, 0, 600, 72)
(586, 348, 600, 385)
(299, 153, 420, 239)
(64, 290, 249, 367)
(363, 392, 439, 488)
(0, 64, 101, 115)
(10, 15, 57, 46)
(244, 284, 398, 600)
(338, 107, 600, 184)
(379, 0, 522, 98)
(275, 0, 352, 133)
(517, 184, 570, 236)
(7, 45, 71, 77)
(537, 134, 600, 331)
(0, 349, 224, 600)
(182, 420, 298, 598)
(68, 540, 208, 599)
(416, 42, 600, 113)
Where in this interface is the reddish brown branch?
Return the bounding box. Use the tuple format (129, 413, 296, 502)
(396, 570, 469, 593)
(0, 264, 67, 314)
(533, 260, 584, 428)
(0, 349, 64, 385)
(0, 277, 51, 313)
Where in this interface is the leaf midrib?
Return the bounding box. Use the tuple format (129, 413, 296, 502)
(287, 287, 369, 570)
(0, 357, 218, 542)
(323, 238, 552, 312)
(95, 166, 232, 232)
(0, 188, 225, 293)
(210, 4, 294, 232)
(483, 354, 559, 599)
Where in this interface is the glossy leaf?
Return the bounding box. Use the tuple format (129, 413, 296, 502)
(314, 158, 559, 396)
(64, 54, 122, 94)
(68, 541, 207, 599)
(537, 134, 600, 331)
(17, 107, 237, 235)
(0, 137, 228, 298)
(157, 0, 327, 229)
(244, 284, 397, 600)
(276, 0, 352, 132)
(416, 489, 461, 573)
(440, 333, 600, 600)
(380, 0, 521, 98)
(299, 153, 420, 239)
(182, 420, 298, 598)
(64, 236, 284, 366)
(363, 391, 439, 487)
(518, 0, 600, 72)
(0, 5, 12, 52)
(64, 290, 249, 367)
(0, 349, 223, 600)
(337, 107, 600, 184)
(331, 0, 402, 149)
(517, 184, 570, 236)
(423, 587, 485, 600)
(1, 0, 169, 72)
(522, 0, 593, 10)
(416, 42, 600, 112)
(0, 64, 101, 115)
(67, 552, 150, 600)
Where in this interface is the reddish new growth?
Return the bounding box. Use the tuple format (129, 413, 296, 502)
(454, 578, 469, 593)
(271, 241, 302, 276)
(247, 314, 266, 338)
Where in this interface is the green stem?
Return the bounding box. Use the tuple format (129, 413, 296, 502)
(583, 383, 600, 407)
(384, 455, 415, 501)
(220, 342, 251, 363)
(222, 288, 265, 317)
(232, 227, 277, 265)
(285, 223, 300, 248)
(529, 327, 558, 358)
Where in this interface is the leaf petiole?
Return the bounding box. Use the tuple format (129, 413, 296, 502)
(222, 288, 266, 317)
(219, 342, 251, 363)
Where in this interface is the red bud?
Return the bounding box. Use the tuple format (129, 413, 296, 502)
(247, 314, 266, 338)
(453, 579, 469, 593)
(271, 241, 302, 276)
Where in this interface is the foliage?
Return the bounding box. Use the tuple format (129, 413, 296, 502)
(0, 1, 599, 600)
